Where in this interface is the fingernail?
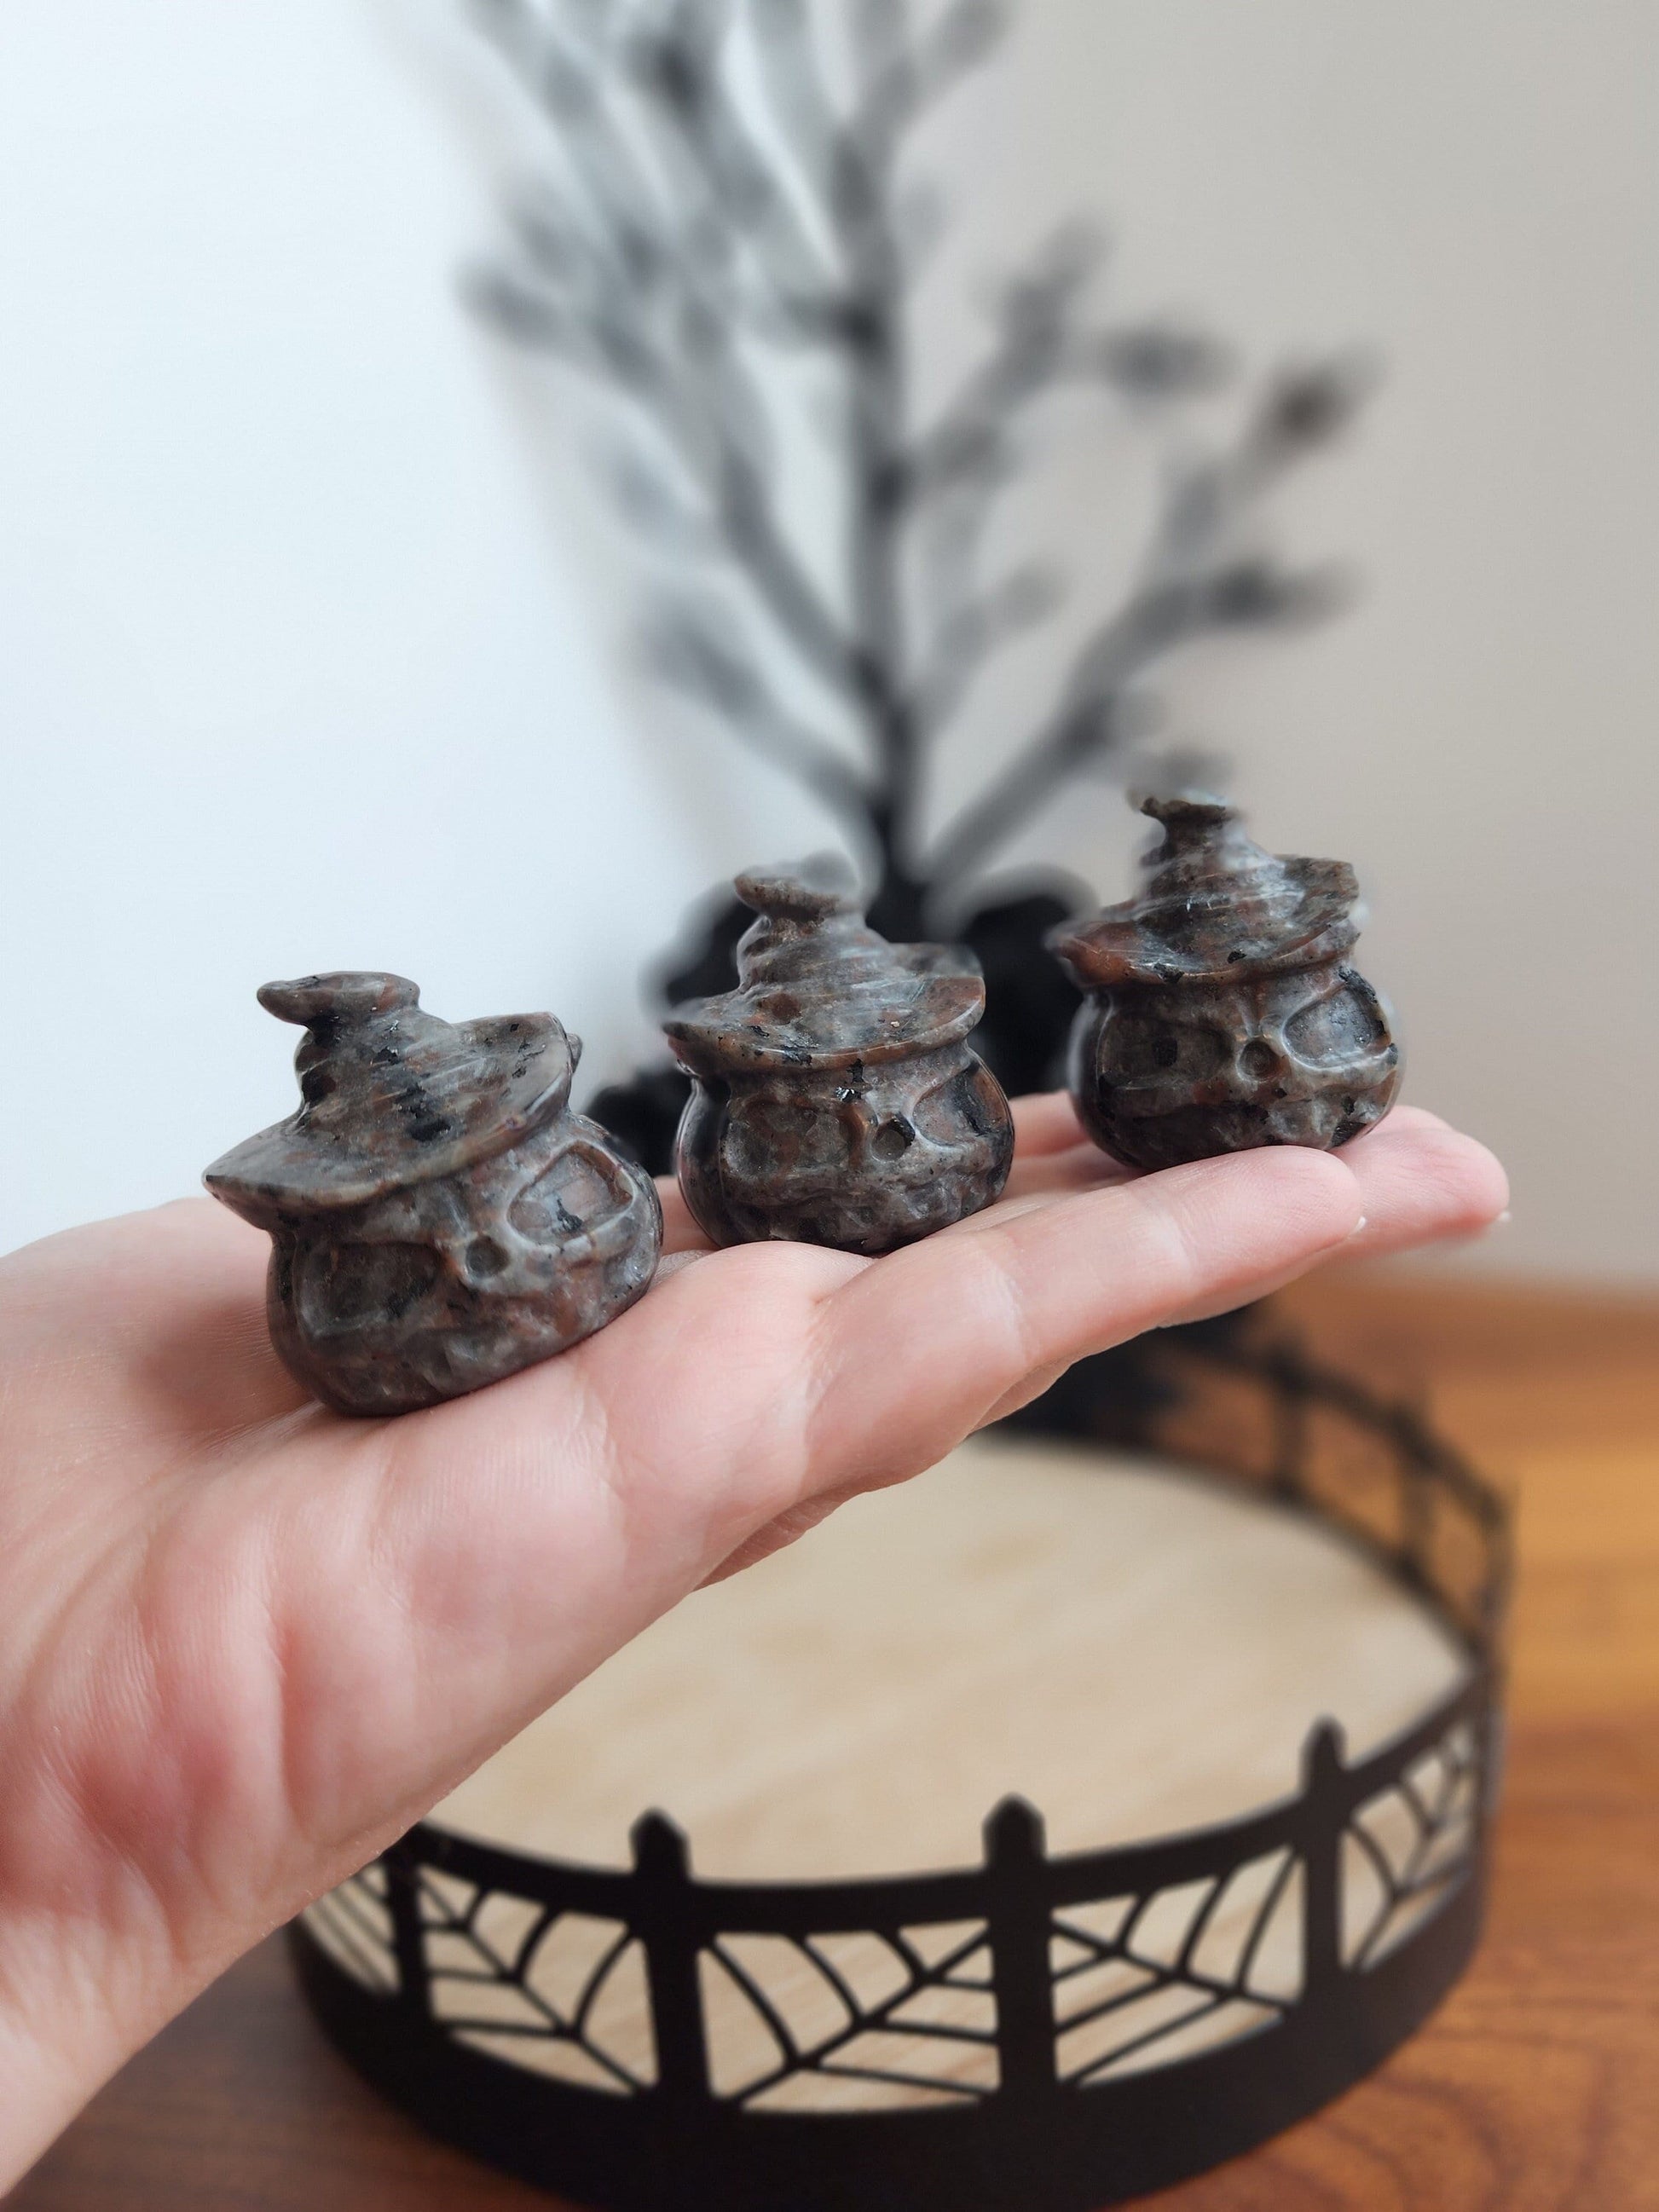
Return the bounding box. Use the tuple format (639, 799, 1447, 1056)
(1488, 1209, 1513, 1231)
(1345, 1215, 1369, 1240)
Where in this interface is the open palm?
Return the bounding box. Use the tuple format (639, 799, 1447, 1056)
(0, 1095, 1504, 2183)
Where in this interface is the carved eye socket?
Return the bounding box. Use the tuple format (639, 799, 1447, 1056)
(910, 1061, 1010, 1155)
(1284, 988, 1382, 1065)
(1104, 1014, 1228, 1083)
(870, 1118, 916, 1162)
(511, 1143, 627, 1241)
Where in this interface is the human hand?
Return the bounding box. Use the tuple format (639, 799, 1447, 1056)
(0, 1097, 1504, 2182)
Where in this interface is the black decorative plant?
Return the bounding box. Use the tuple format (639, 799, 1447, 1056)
(468, 0, 1369, 1164)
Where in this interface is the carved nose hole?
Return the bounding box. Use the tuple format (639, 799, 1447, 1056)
(871, 1118, 916, 1162)
(1153, 1035, 1179, 1069)
(1240, 1040, 1280, 1080)
(465, 1236, 508, 1279)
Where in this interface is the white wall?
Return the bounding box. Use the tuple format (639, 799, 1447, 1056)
(958, 0, 1659, 1287)
(1, 0, 1655, 1279)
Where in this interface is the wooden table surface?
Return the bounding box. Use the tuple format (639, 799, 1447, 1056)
(15, 1271, 1659, 2211)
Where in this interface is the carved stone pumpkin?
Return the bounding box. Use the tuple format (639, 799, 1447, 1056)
(205, 973, 661, 1415)
(1049, 795, 1402, 1172)
(665, 869, 1013, 1256)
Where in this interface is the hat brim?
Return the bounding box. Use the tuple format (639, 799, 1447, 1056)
(205, 1016, 575, 1216)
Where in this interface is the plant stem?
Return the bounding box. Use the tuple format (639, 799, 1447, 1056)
(834, 113, 918, 913)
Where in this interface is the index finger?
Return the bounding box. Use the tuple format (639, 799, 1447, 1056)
(656, 1175, 715, 1257)
(1010, 1089, 1088, 1157)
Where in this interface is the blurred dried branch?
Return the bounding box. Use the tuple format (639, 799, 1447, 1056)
(470, 0, 1368, 939)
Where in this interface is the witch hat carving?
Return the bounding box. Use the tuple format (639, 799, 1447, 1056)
(1049, 796, 1402, 1170)
(666, 866, 1013, 1255)
(206, 972, 661, 1415)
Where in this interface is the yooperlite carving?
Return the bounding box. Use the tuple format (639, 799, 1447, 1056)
(205, 973, 662, 1416)
(666, 868, 1014, 1255)
(1050, 795, 1402, 1170)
